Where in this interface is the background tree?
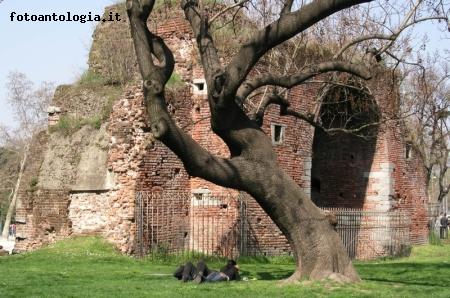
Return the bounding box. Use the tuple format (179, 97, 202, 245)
(0, 71, 54, 239)
(0, 130, 20, 231)
(125, 0, 449, 282)
(402, 60, 450, 213)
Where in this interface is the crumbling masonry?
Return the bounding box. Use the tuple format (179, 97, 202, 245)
(14, 5, 428, 258)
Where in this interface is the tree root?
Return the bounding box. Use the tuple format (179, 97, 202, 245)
(279, 266, 361, 285)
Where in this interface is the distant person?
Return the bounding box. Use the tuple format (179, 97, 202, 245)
(0, 245, 8, 256)
(174, 259, 240, 283)
(440, 213, 448, 239)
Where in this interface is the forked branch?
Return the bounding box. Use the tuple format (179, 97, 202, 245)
(224, 0, 373, 97)
(127, 0, 244, 188)
(237, 61, 371, 103)
(252, 92, 382, 138)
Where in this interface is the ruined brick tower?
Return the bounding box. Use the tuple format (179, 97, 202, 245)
(14, 4, 428, 258)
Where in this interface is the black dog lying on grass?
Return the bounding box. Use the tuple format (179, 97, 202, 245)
(174, 259, 240, 283)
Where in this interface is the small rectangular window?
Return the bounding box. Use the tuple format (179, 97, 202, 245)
(195, 82, 204, 91)
(271, 123, 285, 145)
(193, 193, 203, 200)
(193, 79, 207, 95)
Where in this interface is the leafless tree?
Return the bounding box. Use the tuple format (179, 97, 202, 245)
(402, 60, 450, 207)
(125, 0, 449, 282)
(0, 71, 54, 239)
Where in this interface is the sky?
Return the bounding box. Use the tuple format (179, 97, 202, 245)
(0, 0, 116, 128)
(0, 1, 448, 129)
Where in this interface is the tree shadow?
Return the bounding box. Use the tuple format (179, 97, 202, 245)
(239, 269, 294, 281)
(358, 262, 450, 287)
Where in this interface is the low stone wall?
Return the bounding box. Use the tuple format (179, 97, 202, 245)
(68, 192, 110, 235)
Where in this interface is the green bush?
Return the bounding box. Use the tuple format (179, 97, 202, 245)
(49, 115, 103, 135)
(166, 72, 184, 89)
(78, 70, 107, 87)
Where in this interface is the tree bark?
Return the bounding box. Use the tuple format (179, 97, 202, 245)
(244, 168, 359, 281)
(126, 0, 366, 282)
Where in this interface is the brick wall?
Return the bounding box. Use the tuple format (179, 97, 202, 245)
(311, 131, 378, 209)
(15, 131, 53, 250)
(15, 5, 429, 257)
(15, 189, 71, 251)
(85, 6, 431, 254)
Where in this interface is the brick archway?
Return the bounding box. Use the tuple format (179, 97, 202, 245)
(310, 82, 380, 209)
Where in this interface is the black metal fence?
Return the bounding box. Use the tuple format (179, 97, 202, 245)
(135, 192, 411, 260)
(324, 208, 411, 259)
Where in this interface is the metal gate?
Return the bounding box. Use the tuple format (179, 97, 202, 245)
(135, 191, 242, 258)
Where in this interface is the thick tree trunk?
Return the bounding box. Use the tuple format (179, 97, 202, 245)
(126, 0, 363, 283)
(248, 169, 359, 282)
(231, 157, 359, 282)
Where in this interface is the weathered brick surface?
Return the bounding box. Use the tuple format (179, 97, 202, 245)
(15, 5, 429, 257)
(15, 188, 71, 251)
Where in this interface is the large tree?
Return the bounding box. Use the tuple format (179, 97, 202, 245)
(126, 0, 449, 281)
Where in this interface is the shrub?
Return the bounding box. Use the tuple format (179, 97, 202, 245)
(95, 31, 137, 85)
(166, 72, 184, 89)
(78, 70, 107, 87)
(50, 115, 103, 135)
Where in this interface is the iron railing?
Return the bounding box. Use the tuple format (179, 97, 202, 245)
(135, 192, 411, 260)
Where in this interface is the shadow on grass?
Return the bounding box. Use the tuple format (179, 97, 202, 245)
(239, 270, 294, 281)
(358, 262, 450, 288)
(255, 271, 293, 280)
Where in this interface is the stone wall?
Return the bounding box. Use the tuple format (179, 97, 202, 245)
(52, 84, 122, 120)
(69, 192, 110, 235)
(13, 128, 74, 251)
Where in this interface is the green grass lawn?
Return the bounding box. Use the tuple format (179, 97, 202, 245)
(1, 237, 449, 297)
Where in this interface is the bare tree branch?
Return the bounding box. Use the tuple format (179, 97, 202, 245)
(127, 0, 248, 188)
(280, 0, 294, 16)
(333, 0, 448, 59)
(224, 0, 373, 98)
(182, 0, 222, 81)
(209, 0, 251, 25)
(126, 0, 174, 83)
(237, 61, 371, 102)
(334, 34, 395, 59)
